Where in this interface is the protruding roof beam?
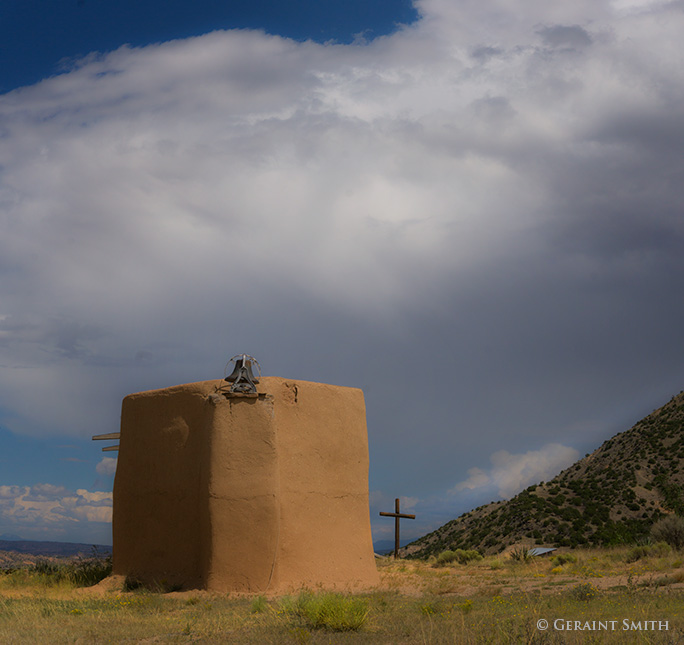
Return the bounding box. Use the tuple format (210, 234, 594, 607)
(92, 433, 120, 441)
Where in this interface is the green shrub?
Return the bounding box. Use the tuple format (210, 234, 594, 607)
(283, 592, 369, 632)
(626, 545, 651, 562)
(455, 549, 482, 564)
(29, 552, 112, 588)
(651, 541, 672, 557)
(651, 515, 684, 550)
(434, 549, 482, 566)
(435, 550, 457, 565)
(68, 552, 113, 586)
(569, 582, 599, 601)
(550, 553, 576, 566)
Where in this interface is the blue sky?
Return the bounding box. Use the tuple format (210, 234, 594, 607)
(1, 0, 684, 547)
(0, 0, 417, 92)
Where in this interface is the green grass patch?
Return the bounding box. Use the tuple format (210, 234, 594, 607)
(281, 591, 369, 632)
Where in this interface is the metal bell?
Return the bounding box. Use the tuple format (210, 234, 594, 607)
(224, 354, 260, 394)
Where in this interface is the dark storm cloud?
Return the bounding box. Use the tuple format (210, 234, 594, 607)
(537, 25, 593, 49)
(1, 0, 684, 537)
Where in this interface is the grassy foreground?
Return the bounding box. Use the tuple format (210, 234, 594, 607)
(1, 546, 684, 643)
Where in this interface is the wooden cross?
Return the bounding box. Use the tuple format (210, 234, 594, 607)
(379, 498, 416, 559)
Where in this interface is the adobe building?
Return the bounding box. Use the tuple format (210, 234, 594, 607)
(110, 360, 379, 593)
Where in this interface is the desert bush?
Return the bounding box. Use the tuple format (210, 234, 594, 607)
(455, 549, 482, 564)
(651, 515, 684, 550)
(283, 592, 369, 632)
(435, 550, 457, 565)
(28, 552, 112, 588)
(650, 541, 672, 557)
(626, 541, 673, 563)
(434, 549, 482, 566)
(626, 545, 651, 563)
(32, 561, 61, 578)
(640, 571, 684, 588)
(568, 582, 599, 601)
(69, 552, 112, 586)
(550, 553, 576, 566)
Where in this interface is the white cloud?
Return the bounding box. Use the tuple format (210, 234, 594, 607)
(0, 485, 23, 499)
(0, 484, 113, 537)
(75, 489, 113, 504)
(399, 496, 420, 511)
(95, 457, 117, 477)
(611, 0, 667, 12)
(452, 467, 490, 492)
(450, 443, 580, 499)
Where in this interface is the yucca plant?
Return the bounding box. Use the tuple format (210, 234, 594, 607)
(509, 546, 532, 563)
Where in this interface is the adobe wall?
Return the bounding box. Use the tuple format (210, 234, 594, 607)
(112, 377, 378, 593)
(112, 382, 211, 589)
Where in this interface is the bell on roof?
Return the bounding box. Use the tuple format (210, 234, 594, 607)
(224, 354, 261, 394)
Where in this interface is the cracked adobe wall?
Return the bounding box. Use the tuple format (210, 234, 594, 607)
(112, 377, 379, 593)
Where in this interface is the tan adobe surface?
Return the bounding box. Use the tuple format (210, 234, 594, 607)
(112, 377, 378, 593)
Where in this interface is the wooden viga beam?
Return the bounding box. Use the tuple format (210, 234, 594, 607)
(92, 432, 120, 452)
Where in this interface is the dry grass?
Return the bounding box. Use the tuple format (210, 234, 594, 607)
(1, 546, 684, 643)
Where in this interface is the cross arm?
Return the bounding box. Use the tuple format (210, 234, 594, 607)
(379, 512, 416, 519)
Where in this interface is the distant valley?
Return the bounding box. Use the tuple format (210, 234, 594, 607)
(0, 539, 111, 568)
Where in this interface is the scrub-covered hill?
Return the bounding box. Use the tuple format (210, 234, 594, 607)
(405, 391, 684, 557)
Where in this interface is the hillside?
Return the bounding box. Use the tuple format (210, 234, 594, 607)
(405, 390, 684, 557)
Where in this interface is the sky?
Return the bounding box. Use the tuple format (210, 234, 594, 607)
(1, 0, 683, 547)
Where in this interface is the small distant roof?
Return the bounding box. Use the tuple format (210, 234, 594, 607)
(528, 547, 557, 556)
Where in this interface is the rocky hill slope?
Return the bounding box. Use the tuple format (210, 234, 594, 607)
(404, 390, 684, 557)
